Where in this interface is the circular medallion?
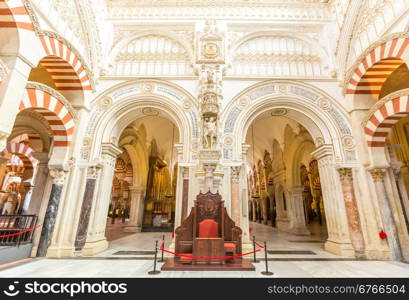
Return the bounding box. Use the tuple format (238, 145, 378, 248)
(182, 100, 192, 110)
(204, 42, 219, 59)
(318, 98, 331, 110)
(342, 135, 356, 149)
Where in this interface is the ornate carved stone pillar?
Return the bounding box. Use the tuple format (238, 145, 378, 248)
(37, 169, 66, 257)
(337, 168, 366, 258)
(369, 168, 402, 260)
(74, 166, 100, 251)
(289, 187, 310, 235)
(231, 166, 241, 225)
(124, 186, 145, 232)
(181, 167, 189, 221)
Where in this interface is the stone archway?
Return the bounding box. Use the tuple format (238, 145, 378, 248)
(223, 80, 362, 257)
(74, 80, 196, 256)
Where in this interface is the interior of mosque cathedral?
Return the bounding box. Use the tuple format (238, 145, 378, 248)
(1, 0, 409, 272)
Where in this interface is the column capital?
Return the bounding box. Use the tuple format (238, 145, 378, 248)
(231, 166, 241, 183)
(87, 165, 101, 179)
(49, 169, 67, 185)
(368, 168, 387, 182)
(182, 167, 190, 179)
(337, 167, 353, 183)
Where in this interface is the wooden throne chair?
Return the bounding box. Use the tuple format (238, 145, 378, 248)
(174, 191, 242, 264)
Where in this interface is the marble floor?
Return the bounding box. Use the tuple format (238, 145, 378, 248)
(0, 222, 408, 278)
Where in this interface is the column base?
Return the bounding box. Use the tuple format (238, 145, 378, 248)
(324, 239, 354, 257)
(364, 248, 392, 260)
(289, 225, 311, 236)
(82, 239, 109, 256)
(45, 246, 75, 258)
(123, 225, 142, 233)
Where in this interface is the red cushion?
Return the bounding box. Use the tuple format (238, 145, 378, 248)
(199, 219, 219, 238)
(224, 242, 236, 249)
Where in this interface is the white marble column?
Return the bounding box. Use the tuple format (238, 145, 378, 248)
(82, 143, 122, 256)
(311, 145, 354, 257)
(369, 168, 403, 260)
(289, 187, 310, 235)
(124, 186, 145, 232)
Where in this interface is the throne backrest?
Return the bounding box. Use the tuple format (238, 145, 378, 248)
(194, 191, 224, 237)
(198, 219, 219, 238)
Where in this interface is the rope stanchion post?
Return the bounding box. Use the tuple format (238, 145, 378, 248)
(261, 241, 274, 276)
(148, 240, 161, 275)
(158, 234, 165, 262)
(252, 235, 259, 263)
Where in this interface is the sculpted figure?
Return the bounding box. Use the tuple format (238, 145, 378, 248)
(203, 117, 217, 149)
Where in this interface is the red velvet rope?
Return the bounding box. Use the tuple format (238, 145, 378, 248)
(0, 225, 41, 238)
(159, 247, 261, 260)
(255, 241, 265, 249)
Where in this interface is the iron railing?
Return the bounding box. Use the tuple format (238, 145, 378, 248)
(0, 215, 38, 246)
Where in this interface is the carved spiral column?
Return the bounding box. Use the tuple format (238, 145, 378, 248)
(337, 168, 366, 258)
(369, 168, 402, 260)
(37, 169, 67, 257)
(74, 166, 100, 251)
(231, 166, 241, 225)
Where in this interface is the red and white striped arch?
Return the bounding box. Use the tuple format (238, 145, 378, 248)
(0, 0, 34, 31)
(0, 143, 38, 171)
(38, 34, 92, 91)
(346, 38, 409, 98)
(19, 88, 75, 148)
(364, 95, 409, 147)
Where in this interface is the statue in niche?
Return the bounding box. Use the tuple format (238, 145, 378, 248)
(203, 116, 217, 149)
(144, 156, 173, 227)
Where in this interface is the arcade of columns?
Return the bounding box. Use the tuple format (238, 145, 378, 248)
(0, 1, 409, 262)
